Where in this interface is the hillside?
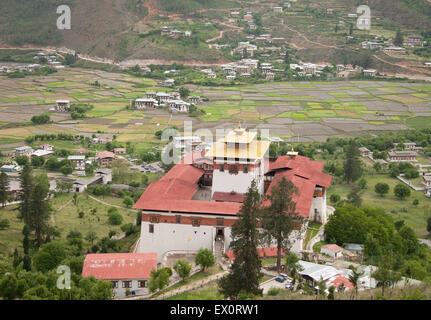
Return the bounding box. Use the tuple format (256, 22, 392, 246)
(0, 0, 431, 68)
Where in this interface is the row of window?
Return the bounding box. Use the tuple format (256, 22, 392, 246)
(148, 217, 225, 233)
(219, 164, 248, 173)
(112, 280, 148, 289)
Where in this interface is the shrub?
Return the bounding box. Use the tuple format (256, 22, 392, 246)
(374, 183, 389, 197)
(0, 219, 10, 230)
(121, 223, 136, 236)
(394, 184, 411, 200)
(267, 288, 281, 296)
(329, 194, 340, 204)
(108, 211, 123, 225)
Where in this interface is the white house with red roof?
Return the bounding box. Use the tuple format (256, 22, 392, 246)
(82, 253, 157, 298)
(133, 125, 332, 263)
(321, 244, 344, 259)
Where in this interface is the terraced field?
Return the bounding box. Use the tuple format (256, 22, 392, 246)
(0, 68, 430, 149)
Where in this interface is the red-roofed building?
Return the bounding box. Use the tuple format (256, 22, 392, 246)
(321, 244, 344, 258)
(82, 253, 157, 298)
(114, 148, 127, 155)
(326, 274, 355, 291)
(133, 125, 332, 263)
(97, 151, 115, 167)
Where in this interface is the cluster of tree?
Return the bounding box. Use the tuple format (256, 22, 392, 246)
(325, 205, 431, 281)
(219, 177, 303, 299)
(6, 66, 57, 79)
(44, 157, 73, 175)
(0, 241, 112, 300)
(389, 162, 418, 179)
(31, 113, 51, 125)
(25, 133, 77, 144)
(70, 103, 93, 120)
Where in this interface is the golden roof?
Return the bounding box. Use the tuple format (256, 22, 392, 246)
(206, 140, 270, 159)
(223, 126, 257, 144)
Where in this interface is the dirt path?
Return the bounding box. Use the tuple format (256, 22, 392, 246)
(52, 198, 73, 226)
(206, 30, 224, 44)
(373, 54, 431, 77)
(87, 194, 137, 212)
(283, 24, 337, 49)
(151, 270, 228, 300)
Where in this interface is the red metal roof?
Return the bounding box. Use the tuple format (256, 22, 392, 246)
(82, 253, 157, 280)
(326, 274, 355, 290)
(321, 244, 344, 253)
(133, 152, 332, 217)
(269, 155, 331, 188)
(263, 170, 316, 218)
(212, 191, 245, 203)
(97, 151, 115, 159)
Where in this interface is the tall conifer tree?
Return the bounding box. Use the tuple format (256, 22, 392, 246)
(18, 164, 33, 225)
(29, 173, 51, 249)
(261, 177, 303, 273)
(219, 181, 263, 298)
(0, 171, 9, 207)
(343, 140, 363, 184)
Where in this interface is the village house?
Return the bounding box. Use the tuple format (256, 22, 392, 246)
(359, 147, 372, 157)
(387, 151, 417, 162)
(39, 144, 53, 151)
(97, 151, 116, 167)
(32, 149, 54, 157)
(55, 100, 70, 112)
(75, 149, 90, 155)
(135, 98, 158, 109)
(161, 26, 170, 36)
(133, 125, 332, 263)
(141, 66, 151, 74)
(361, 41, 382, 50)
(114, 148, 127, 155)
(272, 37, 286, 43)
(82, 253, 157, 298)
(68, 155, 86, 170)
(156, 92, 172, 105)
(91, 137, 112, 145)
(163, 79, 175, 87)
(145, 92, 157, 99)
(321, 244, 344, 259)
(402, 142, 424, 153)
(173, 136, 202, 150)
(168, 100, 190, 113)
(169, 29, 182, 39)
(243, 12, 253, 21)
(15, 146, 34, 157)
(423, 174, 431, 197)
(188, 96, 203, 105)
(273, 6, 283, 13)
(403, 35, 426, 47)
(363, 69, 377, 77)
(383, 46, 406, 55)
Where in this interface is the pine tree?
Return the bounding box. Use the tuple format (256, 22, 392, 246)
(260, 177, 303, 273)
(0, 171, 9, 207)
(284, 49, 290, 64)
(28, 174, 51, 249)
(18, 164, 33, 225)
(394, 30, 404, 46)
(343, 140, 363, 184)
(218, 180, 263, 298)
